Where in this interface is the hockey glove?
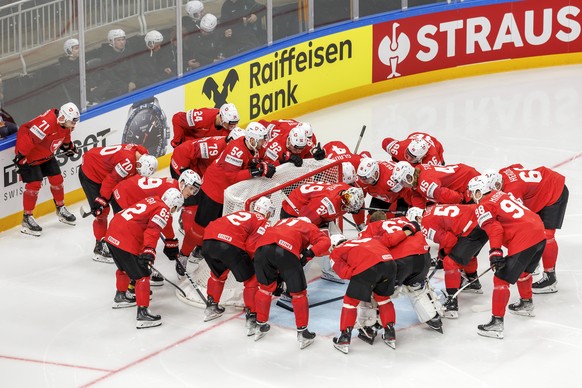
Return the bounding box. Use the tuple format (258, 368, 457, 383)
(170, 139, 182, 148)
(489, 248, 505, 272)
(91, 196, 109, 216)
(280, 151, 303, 167)
(59, 142, 79, 157)
(311, 142, 325, 161)
(300, 248, 315, 266)
(137, 247, 156, 275)
(13, 153, 29, 174)
(163, 238, 180, 261)
(402, 220, 421, 235)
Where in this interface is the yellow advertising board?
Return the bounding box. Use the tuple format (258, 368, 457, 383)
(185, 27, 372, 122)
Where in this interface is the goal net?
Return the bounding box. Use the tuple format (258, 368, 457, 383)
(177, 158, 344, 309)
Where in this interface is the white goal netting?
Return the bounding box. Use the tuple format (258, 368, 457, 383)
(177, 158, 343, 308)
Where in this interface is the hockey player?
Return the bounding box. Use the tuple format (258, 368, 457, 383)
(382, 132, 445, 166)
(262, 125, 309, 167)
(259, 119, 324, 160)
(110, 169, 201, 278)
(252, 217, 331, 349)
(14, 102, 80, 236)
(201, 196, 275, 332)
(105, 188, 184, 329)
(356, 208, 442, 339)
(391, 161, 480, 208)
(329, 218, 422, 354)
(485, 164, 568, 294)
(420, 204, 489, 318)
(170, 102, 239, 148)
(79, 144, 158, 263)
(467, 176, 546, 339)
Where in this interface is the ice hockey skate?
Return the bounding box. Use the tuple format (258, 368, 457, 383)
(357, 325, 378, 345)
(508, 298, 535, 317)
(245, 308, 257, 336)
(333, 328, 352, 354)
(136, 306, 162, 329)
(477, 316, 504, 339)
(532, 271, 558, 294)
(176, 254, 188, 277)
(460, 272, 483, 294)
(382, 323, 396, 349)
(426, 313, 444, 333)
(56, 205, 76, 225)
(443, 295, 459, 319)
(297, 327, 316, 349)
(150, 268, 164, 286)
(320, 257, 345, 284)
(93, 239, 113, 263)
(21, 214, 42, 236)
(204, 296, 225, 322)
(188, 246, 204, 264)
(254, 321, 270, 341)
(112, 290, 136, 309)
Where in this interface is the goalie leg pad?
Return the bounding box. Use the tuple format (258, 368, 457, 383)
(405, 283, 443, 323)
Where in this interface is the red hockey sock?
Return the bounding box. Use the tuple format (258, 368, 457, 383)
(255, 282, 276, 323)
(290, 290, 309, 328)
(23, 181, 42, 213)
(443, 256, 461, 289)
(243, 275, 259, 312)
(376, 294, 395, 326)
(492, 276, 510, 317)
(48, 174, 64, 206)
(542, 229, 558, 271)
(115, 270, 130, 292)
(206, 270, 228, 302)
(135, 277, 151, 307)
(339, 295, 359, 330)
(516, 272, 533, 299)
(92, 208, 109, 240)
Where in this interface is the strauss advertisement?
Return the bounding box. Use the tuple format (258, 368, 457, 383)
(372, 0, 582, 81)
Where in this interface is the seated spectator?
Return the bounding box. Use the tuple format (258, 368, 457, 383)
(0, 107, 17, 139)
(58, 38, 82, 107)
(185, 13, 226, 71)
(136, 30, 174, 89)
(220, 0, 266, 55)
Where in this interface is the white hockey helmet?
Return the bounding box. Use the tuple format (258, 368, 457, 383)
(342, 162, 357, 185)
(340, 187, 365, 213)
(330, 233, 347, 248)
(406, 207, 424, 223)
(483, 169, 503, 191)
(136, 154, 158, 177)
(295, 122, 313, 139)
(200, 13, 218, 33)
(357, 158, 380, 185)
(245, 122, 268, 151)
(253, 196, 275, 218)
(161, 188, 184, 213)
(179, 169, 201, 191)
(226, 126, 245, 142)
(467, 175, 491, 203)
(107, 29, 126, 45)
(185, 0, 204, 21)
(219, 102, 240, 126)
(287, 125, 308, 151)
(58, 102, 80, 125)
(145, 30, 163, 50)
(405, 138, 430, 164)
(392, 161, 415, 186)
(63, 38, 79, 56)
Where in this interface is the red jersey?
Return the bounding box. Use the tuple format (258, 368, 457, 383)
(256, 217, 330, 258)
(499, 164, 566, 213)
(105, 196, 172, 255)
(420, 204, 478, 253)
(383, 132, 445, 166)
(330, 237, 395, 279)
(359, 216, 428, 259)
(171, 108, 229, 146)
(81, 144, 147, 199)
(15, 109, 72, 165)
(323, 140, 363, 171)
(170, 136, 227, 177)
(357, 161, 402, 203)
(411, 163, 480, 207)
(199, 136, 258, 204)
(475, 191, 545, 255)
(203, 210, 269, 257)
(282, 182, 351, 226)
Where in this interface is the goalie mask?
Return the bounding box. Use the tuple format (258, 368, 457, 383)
(136, 154, 158, 177)
(405, 138, 429, 164)
(340, 187, 364, 213)
(161, 188, 184, 213)
(253, 196, 275, 219)
(467, 175, 491, 204)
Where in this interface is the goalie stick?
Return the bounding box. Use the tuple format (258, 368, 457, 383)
(276, 295, 344, 312)
(451, 267, 492, 299)
(175, 259, 210, 306)
(149, 264, 187, 298)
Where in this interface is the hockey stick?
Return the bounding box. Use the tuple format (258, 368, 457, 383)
(281, 190, 300, 215)
(149, 264, 187, 298)
(80, 206, 93, 218)
(361, 207, 406, 215)
(354, 125, 367, 154)
(276, 295, 344, 311)
(427, 260, 440, 280)
(342, 215, 362, 232)
(451, 267, 492, 299)
(175, 259, 209, 306)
